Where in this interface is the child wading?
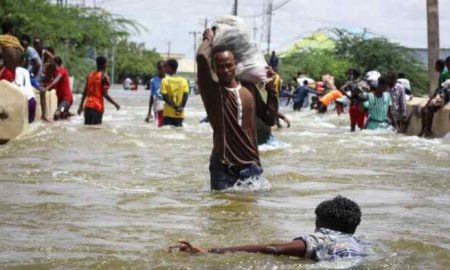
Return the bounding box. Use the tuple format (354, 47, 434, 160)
(170, 196, 368, 262)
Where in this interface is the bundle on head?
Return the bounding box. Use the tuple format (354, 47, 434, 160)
(213, 15, 267, 87)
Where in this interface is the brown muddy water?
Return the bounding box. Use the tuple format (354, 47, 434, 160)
(1, 88, 449, 269)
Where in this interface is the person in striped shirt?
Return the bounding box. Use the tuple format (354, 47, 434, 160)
(363, 76, 397, 130)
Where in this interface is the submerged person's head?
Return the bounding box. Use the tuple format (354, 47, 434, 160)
(96, 56, 107, 70)
(386, 72, 397, 88)
(348, 68, 361, 80)
(20, 34, 31, 48)
(445, 57, 450, 70)
(156, 60, 166, 77)
(435, 59, 445, 73)
(376, 76, 389, 95)
(1, 20, 15, 35)
(315, 196, 361, 234)
(165, 59, 178, 76)
(53, 56, 62, 67)
(33, 38, 43, 51)
(211, 45, 236, 85)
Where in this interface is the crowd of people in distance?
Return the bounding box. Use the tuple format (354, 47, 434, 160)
(279, 57, 450, 136)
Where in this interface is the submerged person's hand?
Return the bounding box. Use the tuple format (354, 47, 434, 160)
(168, 240, 208, 254)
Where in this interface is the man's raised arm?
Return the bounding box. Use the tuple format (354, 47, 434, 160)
(196, 29, 217, 97)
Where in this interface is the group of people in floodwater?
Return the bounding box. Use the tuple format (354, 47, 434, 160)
(280, 58, 450, 136)
(2, 21, 450, 265)
(0, 21, 121, 125)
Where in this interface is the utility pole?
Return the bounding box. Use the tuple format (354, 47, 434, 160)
(190, 31, 201, 74)
(266, 1, 273, 56)
(167, 41, 171, 58)
(232, 0, 238, 16)
(427, 0, 440, 96)
(111, 45, 116, 84)
(253, 17, 258, 41)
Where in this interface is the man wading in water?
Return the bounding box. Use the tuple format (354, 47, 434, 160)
(196, 29, 278, 191)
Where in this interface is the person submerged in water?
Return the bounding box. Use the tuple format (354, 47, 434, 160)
(196, 28, 278, 191)
(170, 196, 368, 262)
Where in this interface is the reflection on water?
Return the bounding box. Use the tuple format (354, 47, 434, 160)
(0, 88, 449, 269)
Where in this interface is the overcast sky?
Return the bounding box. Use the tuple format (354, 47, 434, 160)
(88, 0, 449, 57)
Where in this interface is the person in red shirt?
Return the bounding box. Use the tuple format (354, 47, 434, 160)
(77, 56, 120, 125)
(44, 56, 73, 120)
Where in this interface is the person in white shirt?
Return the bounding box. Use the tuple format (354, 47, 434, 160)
(123, 77, 132, 90)
(14, 56, 36, 123)
(397, 73, 412, 100)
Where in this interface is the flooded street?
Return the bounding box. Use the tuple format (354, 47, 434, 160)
(1, 88, 449, 269)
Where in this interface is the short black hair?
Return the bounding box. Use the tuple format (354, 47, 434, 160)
(445, 56, 450, 66)
(156, 60, 165, 68)
(210, 45, 233, 68)
(378, 76, 389, 88)
(303, 80, 308, 86)
(54, 56, 63, 66)
(33, 37, 42, 45)
(386, 72, 397, 86)
(96, 56, 107, 68)
(166, 59, 178, 72)
(398, 72, 406, 79)
(1, 20, 14, 34)
(436, 59, 445, 72)
(21, 34, 31, 44)
(315, 196, 361, 234)
(349, 68, 361, 79)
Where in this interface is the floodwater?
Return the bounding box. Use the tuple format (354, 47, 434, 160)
(1, 88, 449, 269)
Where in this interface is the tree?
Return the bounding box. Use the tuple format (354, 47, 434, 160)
(280, 29, 428, 94)
(280, 49, 355, 87)
(0, 0, 160, 92)
(333, 29, 428, 93)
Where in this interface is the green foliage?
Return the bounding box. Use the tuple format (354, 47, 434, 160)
(0, 0, 160, 92)
(333, 29, 428, 93)
(280, 29, 428, 94)
(280, 49, 355, 87)
(114, 40, 160, 82)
